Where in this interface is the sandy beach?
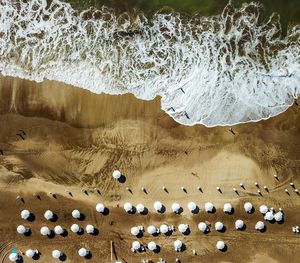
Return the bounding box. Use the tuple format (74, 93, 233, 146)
(0, 76, 300, 263)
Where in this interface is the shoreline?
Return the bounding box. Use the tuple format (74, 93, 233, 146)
(1, 0, 299, 128)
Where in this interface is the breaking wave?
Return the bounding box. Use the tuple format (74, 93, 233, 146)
(0, 0, 299, 126)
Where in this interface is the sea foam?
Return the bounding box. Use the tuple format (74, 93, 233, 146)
(0, 0, 299, 127)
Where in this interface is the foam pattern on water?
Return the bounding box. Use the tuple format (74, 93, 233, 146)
(0, 0, 299, 126)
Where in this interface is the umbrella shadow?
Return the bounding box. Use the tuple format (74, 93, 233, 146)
(32, 252, 41, 260)
(136, 232, 144, 238)
(259, 226, 267, 233)
(204, 228, 210, 234)
(118, 175, 126, 183)
(180, 244, 187, 252)
(164, 230, 173, 237)
(158, 205, 166, 214)
(77, 228, 84, 235)
(102, 207, 110, 216)
(59, 253, 67, 261)
(128, 207, 136, 214)
(239, 224, 247, 231)
(61, 230, 68, 237)
(24, 229, 32, 237)
(153, 245, 161, 254)
(191, 206, 200, 214)
(225, 208, 234, 215)
(220, 244, 228, 252)
(28, 213, 36, 222)
(208, 207, 216, 214)
(182, 228, 191, 236)
(218, 226, 227, 233)
(48, 230, 55, 239)
(140, 207, 148, 215)
(78, 213, 86, 221)
(247, 207, 255, 214)
(91, 228, 99, 236)
(50, 214, 58, 222)
(85, 252, 92, 259)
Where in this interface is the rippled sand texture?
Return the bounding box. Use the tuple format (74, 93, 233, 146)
(0, 77, 300, 262)
(0, 0, 299, 126)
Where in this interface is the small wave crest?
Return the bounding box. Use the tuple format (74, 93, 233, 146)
(0, 0, 299, 126)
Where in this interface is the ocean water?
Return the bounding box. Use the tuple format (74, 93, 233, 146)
(0, 0, 299, 127)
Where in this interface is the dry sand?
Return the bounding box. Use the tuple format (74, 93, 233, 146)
(0, 76, 299, 263)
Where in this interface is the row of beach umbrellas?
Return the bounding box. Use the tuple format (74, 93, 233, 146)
(129, 216, 282, 237)
(20, 204, 107, 222)
(131, 240, 226, 253)
(17, 224, 97, 236)
(122, 201, 284, 216)
(8, 248, 90, 262)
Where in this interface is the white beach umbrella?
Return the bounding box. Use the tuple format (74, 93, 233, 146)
(205, 202, 214, 212)
(215, 222, 224, 231)
(9, 252, 19, 262)
(71, 224, 80, 233)
(78, 248, 88, 257)
(244, 202, 253, 213)
(223, 203, 232, 213)
(40, 226, 50, 236)
(21, 209, 30, 220)
(255, 221, 265, 230)
(198, 222, 207, 233)
(147, 225, 157, 235)
(52, 250, 62, 259)
(235, 219, 244, 230)
(174, 240, 183, 251)
(54, 225, 64, 235)
(112, 170, 121, 179)
(187, 202, 197, 212)
(216, 241, 225, 250)
(172, 203, 181, 213)
(147, 241, 157, 251)
(86, 224, 95, 234)
(131, 226, 140, 236)
(44, 210, 54, 220)
(160, 224, 169, 234)
(17, 225, 27, 234)
(264, 211, 274, 221)
(96, 203, 105, 213)
(124, 202, 133, 213)
(25, 249, 35, 258)
(136, 203, 145, 213)
(259, 205, 268, 214)
(132, 241, 141, 251)
(178, 224, 189, 233)
(154, 201, 163, 212)
(274, 211, 283, 222)
(72, 209, 81, 219)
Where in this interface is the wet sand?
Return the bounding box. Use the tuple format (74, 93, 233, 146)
(0, 76, 299, 263)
